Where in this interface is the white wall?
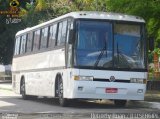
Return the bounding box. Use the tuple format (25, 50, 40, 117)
(0, 65, 5, 73)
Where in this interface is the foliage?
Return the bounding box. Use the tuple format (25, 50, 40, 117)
(148, 51, 153, 63)
(0, 0, 74, 64)
(153, 48, 160, 56)
(0, 0, 160, 64)
(105, 0, 160, 48)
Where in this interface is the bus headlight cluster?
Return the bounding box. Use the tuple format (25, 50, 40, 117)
(74, 76, 93, 81)
(130, 78, 147, 84)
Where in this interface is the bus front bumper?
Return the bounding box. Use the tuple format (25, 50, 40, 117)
(67, 81, 146, 100)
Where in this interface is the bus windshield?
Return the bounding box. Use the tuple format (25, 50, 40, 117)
(75, 20, 146, 70)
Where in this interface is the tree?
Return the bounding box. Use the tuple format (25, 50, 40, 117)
(0, 0, 159, 64)
(0, 0, 75, 64)
(106, 0, 160, 47)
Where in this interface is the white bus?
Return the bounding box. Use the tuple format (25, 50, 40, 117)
(12, 11, 147, 107)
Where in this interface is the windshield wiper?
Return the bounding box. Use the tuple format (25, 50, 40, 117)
(94, 41, 107, 68)
(117, 43, 120, 63)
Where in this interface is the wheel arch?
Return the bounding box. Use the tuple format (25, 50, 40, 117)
(20, 75, 25, 94)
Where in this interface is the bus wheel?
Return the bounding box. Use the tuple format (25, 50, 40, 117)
(20, 79, 28, 100)
(58, 77, 68, 107)
(114, 100, 127, 107)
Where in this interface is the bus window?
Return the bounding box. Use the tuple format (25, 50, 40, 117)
(57, 22, 63, 46)
(33, 29, 41, 51)
(40, 27, 48, 49)
(48, 24, 57, 48)
(66, 19, 74, 67)
(66, 19, 73, 43)
(26, 32, 33, 52)
(14, 36, 21, 55)
(20, 34, 27, 54)
(57, 20, 67, 46)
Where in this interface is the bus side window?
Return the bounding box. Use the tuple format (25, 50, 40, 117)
(26, 32, 33, 52)
(48, 24, 57, 48)
(57, 20, 67, 46)
(14, 36, 21, 55)
(66, 19, 73, 67)
(66, 19, 73, 43)
(20, 34, 27, 54)
(33, 29, 41, 51)
(40, 27, 48, 49)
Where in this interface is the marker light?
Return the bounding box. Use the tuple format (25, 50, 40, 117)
(74, 76, 93, 81)
(130, 78, 147, 84)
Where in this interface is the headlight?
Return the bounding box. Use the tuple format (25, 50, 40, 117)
(130, 78, 146, 84)
(74, 76, 93, 81)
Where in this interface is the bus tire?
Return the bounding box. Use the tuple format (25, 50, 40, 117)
(58, 77, 68, 107)
(20, 79, 29, 100)
(114, 100, 127, 107)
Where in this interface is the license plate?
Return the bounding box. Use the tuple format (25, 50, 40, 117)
(105, 88, 118, 93)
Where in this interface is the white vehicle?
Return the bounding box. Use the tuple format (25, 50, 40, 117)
(12, 11, 147, 107)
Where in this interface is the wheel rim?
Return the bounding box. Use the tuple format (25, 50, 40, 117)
(21, 80, 25, 96)
(58, 80, 63, 103)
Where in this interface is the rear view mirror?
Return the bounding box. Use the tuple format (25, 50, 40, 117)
(148, 37, 154, 51)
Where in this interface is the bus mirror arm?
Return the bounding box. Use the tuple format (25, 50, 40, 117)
(148, 37, 154, 51)
(68, 29, 74, 44)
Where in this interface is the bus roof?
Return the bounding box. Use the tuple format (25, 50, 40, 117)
(16, 11, 145, 36)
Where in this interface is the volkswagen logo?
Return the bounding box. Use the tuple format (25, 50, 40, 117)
(109, 76, 116, 82)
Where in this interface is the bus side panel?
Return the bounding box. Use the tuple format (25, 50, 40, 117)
(12, 72, 21, 94)
(12, 49, 66, 97)
(63, 69, 80, 98)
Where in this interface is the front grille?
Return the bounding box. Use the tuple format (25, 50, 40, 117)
(93, 78, 130, 83)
